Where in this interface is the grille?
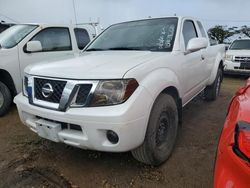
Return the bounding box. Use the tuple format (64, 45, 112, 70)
(34, 78, 67, 103)
(235, 67, 250, 70)
(75, 84, 92, 105)
(234, 56, 250, 63)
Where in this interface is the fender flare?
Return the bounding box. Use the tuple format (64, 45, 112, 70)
(208, 53, 224, 85)
(139, 68, 182, 103)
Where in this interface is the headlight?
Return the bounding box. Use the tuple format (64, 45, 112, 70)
(90, 79, 139, 107)
(225, 54, 233, 61)
(22, 75, 32, 97)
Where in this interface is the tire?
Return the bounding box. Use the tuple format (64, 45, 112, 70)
(0, 81, 12, 117)
(132, 94, 179, 166)
(204, 68, 223, 101)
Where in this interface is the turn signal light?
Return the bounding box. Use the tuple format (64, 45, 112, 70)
(234, 121, 250, 160)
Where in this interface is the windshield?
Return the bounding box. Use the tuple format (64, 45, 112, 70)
(0, 24, 38, 49)
(230, 40, 250, 50)
(86, 18, 178, 52)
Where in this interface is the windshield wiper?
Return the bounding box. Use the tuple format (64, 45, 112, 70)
(86, 47, 149, 52)
(106, 47, 146, 51)
(85, 48, 107, 51)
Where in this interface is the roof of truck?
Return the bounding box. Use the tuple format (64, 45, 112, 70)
(15, 23, 79, 27)
(12, 23, 101, 28)
(109, 16, 200, 26)
(15, 16, 199, 29)
(233, 38, 250, 41)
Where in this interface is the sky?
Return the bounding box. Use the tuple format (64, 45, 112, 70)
(0, 0, 250, 30)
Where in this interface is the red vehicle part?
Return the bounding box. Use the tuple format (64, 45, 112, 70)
(214, 78, 250, 188)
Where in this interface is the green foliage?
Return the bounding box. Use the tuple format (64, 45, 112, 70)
(208, 25, 235, 44)
(208, 25, 250, 43)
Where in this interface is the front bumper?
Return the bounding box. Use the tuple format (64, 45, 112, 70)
(14, 86, 153, 152)
(224, 60, 250, 75)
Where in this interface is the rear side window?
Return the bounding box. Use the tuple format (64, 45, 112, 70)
(183, 20, 198, 48)
(197, 21, 207, 38)
(74, 28, 90, 50)
(31, 27, 72, 51)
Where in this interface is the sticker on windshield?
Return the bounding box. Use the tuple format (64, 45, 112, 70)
(156, 27, 167, 49)
(156, 24, 175, 49)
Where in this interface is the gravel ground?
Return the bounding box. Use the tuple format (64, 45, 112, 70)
(0, 76, 247, 188)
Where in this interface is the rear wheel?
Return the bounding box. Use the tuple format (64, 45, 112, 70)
(204, 68, 223, 101)
(0, 81, 12, 117)
(132, 94, 179, 166)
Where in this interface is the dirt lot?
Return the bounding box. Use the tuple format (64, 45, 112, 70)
(0, 76, 247, 188)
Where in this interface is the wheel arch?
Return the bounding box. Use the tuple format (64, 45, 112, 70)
(137, 68, 183, 125)
(0, 69, 17, 97)
(161, 86, 182, 125)
(219, 60, 224, 81)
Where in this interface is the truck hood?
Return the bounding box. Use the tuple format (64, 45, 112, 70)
(226, 50, 250, 56)
(25, 51, 166, 79)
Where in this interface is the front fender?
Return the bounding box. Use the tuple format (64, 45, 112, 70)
(0, 48, 20, 93)
(140, 68, 182, 101)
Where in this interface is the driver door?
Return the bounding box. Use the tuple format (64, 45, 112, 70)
(19, 27, 74, 78)
(181, 20, 207, 104)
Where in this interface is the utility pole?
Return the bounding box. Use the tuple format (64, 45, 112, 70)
(72, 0, 77, 24)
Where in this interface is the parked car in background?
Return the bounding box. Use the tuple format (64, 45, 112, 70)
(0, 23, 101, 116)
(214, 78, 250, 188)
(0, 22, 14, 33)
(224, 39, 250, 75)
(14, 16, 225, 165)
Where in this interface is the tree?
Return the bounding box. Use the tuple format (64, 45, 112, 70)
(208, 25, 236, 44)
(240, 25, 250, 37)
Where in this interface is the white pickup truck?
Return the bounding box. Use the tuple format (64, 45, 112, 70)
(0, 23, 99, 116)
(14, 17, 225, 165)
(224, 39, 250, 75)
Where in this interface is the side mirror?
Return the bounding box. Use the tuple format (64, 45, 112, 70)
(26, 41, 42, 53)
(225, 46, 229, 51)
(186, 37, 208, 53)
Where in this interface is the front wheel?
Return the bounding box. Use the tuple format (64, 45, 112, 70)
(204, 68, 223, 101)
(0, 81, 12, 117)
(132, 94, 179, 166)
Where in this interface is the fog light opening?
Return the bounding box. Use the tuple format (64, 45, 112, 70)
(106, 130, 119, 144)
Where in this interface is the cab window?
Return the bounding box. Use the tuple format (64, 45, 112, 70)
(183, 20, 198, 48)
(197, 21, 207, 38)
(74, 28, 90, 50)
(31, 27, 72, 51)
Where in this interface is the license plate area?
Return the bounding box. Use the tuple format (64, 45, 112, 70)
(36, 119, 61, 142)
(240, 63, 250, 69)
